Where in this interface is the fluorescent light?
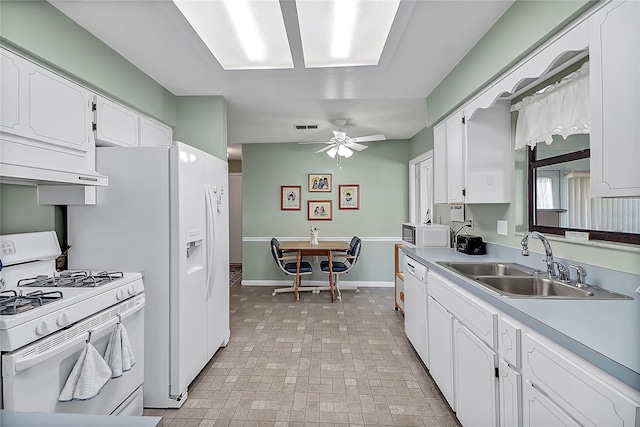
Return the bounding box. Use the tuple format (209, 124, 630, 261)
(173, 0, 293, 70)
(296, 0, 401, 68)
(332, 0, 358, 60)
(223, 0, 266, 62)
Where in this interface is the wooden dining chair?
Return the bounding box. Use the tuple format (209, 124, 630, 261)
(269, 238, 314, 298)
(317, 236, 362, 301)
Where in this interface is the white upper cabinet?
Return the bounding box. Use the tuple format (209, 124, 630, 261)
(0, 48, 105, 186)
(1, 52, 20, 133)
(1, 50, 93, 153)
(433, 103, 511, 204)
(589, 0, 640, 198)
(465, 104, 512, 203)
(94, 95, 139, 147)
(433, 122, 448, 204)
(140, 116, 172, 147)
(446, 111, 465, 204)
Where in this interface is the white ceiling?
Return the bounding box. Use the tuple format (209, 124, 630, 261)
(50, 0, 514, 159)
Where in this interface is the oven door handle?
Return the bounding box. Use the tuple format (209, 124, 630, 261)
(8, 297, 144, 375)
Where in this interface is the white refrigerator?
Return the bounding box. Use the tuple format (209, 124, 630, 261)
(67, 142, 230, 408)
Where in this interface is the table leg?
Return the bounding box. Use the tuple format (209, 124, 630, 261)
(328, 250, 335, 303)
(295, 250, 302, 301)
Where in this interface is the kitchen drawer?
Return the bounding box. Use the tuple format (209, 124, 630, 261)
(498, 316, 521, 369)
(428, 272, 497, 349)
(522, 331, 640, 426)
(522, 380, 579, 426)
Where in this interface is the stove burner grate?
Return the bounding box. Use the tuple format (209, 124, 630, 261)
(17, 271, 124, 288)
(0, 290, 64, 315)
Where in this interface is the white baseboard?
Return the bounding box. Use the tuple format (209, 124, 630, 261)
(240, 280, 394, 289)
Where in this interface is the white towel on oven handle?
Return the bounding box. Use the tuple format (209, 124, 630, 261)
(58, 342, 112, 402)
(104, 322, 136, 378)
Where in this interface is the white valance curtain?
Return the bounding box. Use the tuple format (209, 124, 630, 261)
(511, 62, 590, 151)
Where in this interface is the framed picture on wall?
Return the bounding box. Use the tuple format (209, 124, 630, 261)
(308, 174, 332, 192)
(338, 184, 360, 210)
(281, 186, 301, 210)
(308, 200, 333, 220)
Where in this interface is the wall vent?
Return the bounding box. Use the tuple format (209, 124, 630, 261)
(294, 124, 318, 130)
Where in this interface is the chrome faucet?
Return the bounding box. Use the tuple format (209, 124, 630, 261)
(521, 231, 557, 278)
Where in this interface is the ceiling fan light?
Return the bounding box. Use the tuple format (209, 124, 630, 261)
(327, 147, 338, 158)
(337, 145, 353, 158)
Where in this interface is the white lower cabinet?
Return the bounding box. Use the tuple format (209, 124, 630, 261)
(403, 259, 429, 367)
(499, 359, 522, 427)
(424, 270, 640, 427)
(427, 295, 455, 410)
(453, 319, 498, 427)
(522, 331, 640, 426)
(522, 381, 579, 426)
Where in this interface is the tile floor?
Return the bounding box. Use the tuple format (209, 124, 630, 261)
(143, 285, 460, 427)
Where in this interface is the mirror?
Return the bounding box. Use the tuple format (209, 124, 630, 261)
(531, 134, 640, 236)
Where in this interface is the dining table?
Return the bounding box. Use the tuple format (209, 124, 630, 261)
(279, 240, 350, 302)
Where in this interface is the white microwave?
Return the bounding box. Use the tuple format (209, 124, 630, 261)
(401, 223, 450, 248)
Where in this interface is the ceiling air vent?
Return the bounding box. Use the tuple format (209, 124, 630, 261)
(294, 124, 318, 130)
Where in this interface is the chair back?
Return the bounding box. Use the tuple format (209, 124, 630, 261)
(347, 236, 362, 267)
(270, 238, 284, 269)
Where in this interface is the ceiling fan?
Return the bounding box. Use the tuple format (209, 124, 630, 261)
(302, 119, 386, 158)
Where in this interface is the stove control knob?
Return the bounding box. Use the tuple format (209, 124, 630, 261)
(36, 320, 50, 336)
(57, 312, 70, 327)
(128, 285, 136, 296)
(116, 289, 126, 300)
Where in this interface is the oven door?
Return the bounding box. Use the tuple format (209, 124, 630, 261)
(1, 294, 145, 415)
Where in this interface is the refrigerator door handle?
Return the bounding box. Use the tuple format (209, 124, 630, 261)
(204, 184, 216, 300)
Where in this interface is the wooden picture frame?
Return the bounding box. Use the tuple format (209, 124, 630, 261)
(308, 174, 332, 192)
(281, 186, 301, 210)
(307, 200, 333, 220)
(339, 184, 360, 210)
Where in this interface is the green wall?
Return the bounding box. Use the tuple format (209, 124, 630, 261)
(417, 0, 639, 274)
(426, 0, 596, 126)
(0, 1, 227, 239)
(175, 96, 228, 160)
(242, 141, 409, 283)
(0, 1, 178, 126)
(409, 126, 434, 160)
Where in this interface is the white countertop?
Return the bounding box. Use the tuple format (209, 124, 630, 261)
(403, 246, 640, 392)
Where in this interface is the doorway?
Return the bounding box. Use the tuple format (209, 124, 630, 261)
(409, 151, 434, 225)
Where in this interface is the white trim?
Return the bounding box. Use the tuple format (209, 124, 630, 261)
(243, 236, 401, 242)
(240, 280, 394, 288)
(409, 150, 433, 224)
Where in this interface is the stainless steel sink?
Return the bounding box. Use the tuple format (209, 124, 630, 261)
(437, 261, 632, 300)
(438, 261, 534, 277)
(475, 276, 592, 298)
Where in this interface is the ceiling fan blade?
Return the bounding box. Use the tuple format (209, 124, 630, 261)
(345, 142, 368, 151)
(349, 134, 386, 143)
(333, 131, 347, 139)
(298, 141, 332, 145)
(315, 144, 336, 153)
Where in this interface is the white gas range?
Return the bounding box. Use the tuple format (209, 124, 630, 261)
(0, 231, 145, 416)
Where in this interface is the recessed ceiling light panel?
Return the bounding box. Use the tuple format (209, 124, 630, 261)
(173, 0, 293, 70)
(296, 0, 401, 68)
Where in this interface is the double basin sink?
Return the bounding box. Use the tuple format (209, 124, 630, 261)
(436, 261, 631, 299)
